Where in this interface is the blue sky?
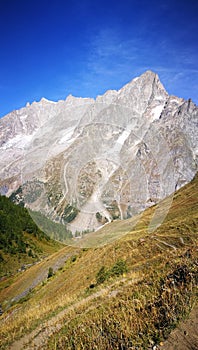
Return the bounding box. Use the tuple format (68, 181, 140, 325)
(0, 0, 198, 117)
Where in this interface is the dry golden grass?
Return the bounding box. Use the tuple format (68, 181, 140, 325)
(0, 173, 197, 349)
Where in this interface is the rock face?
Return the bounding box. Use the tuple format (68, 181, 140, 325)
(0, 70, 197, 234)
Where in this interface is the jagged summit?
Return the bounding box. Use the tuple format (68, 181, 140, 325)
(0, 70, 183, 121)
(120, 70, 167, 98)
(39, 97, 56, 104)
(0, 71, 197, 235)
(18, 71, 166, 114)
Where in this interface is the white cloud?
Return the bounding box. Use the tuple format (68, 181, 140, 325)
(77, 28, 146, 95)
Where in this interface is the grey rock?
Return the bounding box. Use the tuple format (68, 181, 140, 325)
(0, 70, 197, 235)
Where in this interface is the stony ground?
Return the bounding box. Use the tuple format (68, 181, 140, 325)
(160, 304, 198, 350)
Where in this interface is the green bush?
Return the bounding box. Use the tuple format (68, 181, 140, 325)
(0, 252, 4, 262)
(110, 259, 128, 277)
(96, 266, 109, 284)
(96, 212, 102, 222)
(71, 255, 77, 263)
(47, 267, 54, 278)
(96, 260, 128, 285)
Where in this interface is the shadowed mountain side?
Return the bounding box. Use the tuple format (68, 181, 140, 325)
(0, 195, 64, 278)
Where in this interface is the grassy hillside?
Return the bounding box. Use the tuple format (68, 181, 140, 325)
(0, 174, 197, 349)
(0, 195, 64, 278)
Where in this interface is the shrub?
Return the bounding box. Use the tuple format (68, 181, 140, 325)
(96, 212, 102, 222)
(47, 267, 54, 278)
(96, 266, 109, 284)
(110, 259, 128, 277)
(71, 255, 77, 263)
(96, 260, 128, 285)
(28, 249, 34, 257)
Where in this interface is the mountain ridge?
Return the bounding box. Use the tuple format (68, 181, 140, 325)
(0, 70, 197, 239)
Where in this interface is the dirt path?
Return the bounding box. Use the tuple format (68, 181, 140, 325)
(12, 252, 73, 304)
(9, 288, 112, 350)
(9, 278, 137, 350)
(9, 284, 197, 350)
(160, 304, 198, 350)
(0, 249, 76, 307)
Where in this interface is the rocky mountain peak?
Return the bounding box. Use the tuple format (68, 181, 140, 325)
(116, 70, 168, 114)
(0, 70, 197, 237)
(65, 94, 94, 106)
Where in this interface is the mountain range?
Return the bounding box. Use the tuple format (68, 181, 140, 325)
(0, 70, 197, 349)
(0, 70, 197, 241)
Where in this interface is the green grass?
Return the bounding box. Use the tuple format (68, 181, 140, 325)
(0, 194, 64, 278)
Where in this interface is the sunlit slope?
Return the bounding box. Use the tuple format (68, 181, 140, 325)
(0, 173, 197, 349)
(76, 170, 197, 247)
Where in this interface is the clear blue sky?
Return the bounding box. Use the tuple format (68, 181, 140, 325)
(0, 0, 198, 118)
